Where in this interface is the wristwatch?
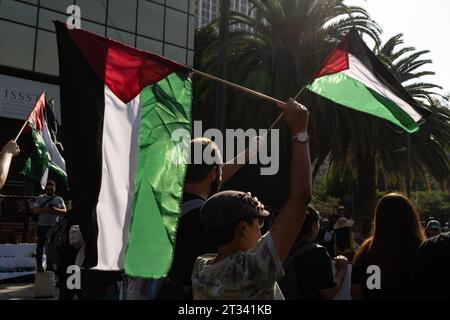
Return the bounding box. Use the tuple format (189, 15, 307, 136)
(292, 131, 309, 143)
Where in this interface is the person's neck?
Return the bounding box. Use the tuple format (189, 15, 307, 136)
(184, 183, 209, 200)
(213, 241, 251, 264)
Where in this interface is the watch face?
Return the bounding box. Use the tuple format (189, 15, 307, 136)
(296, 132, 308, 142)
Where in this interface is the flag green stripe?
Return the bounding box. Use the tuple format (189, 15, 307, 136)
(48, 160, 68, 186)
(21, 124, 67, 187)
(21, 124, 48, 182)
(125, 71, 192, 278)
(308, 72, 419, 133)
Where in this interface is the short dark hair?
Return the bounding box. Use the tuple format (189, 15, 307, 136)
(205, 215, 255, 248)
(46, 180, 56, 187)
(185, 138, 221, 184)
(298, 206, 320, 236)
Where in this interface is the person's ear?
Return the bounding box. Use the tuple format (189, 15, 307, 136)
(207, 167, 216, 182)
(236, 221, 248, 240)
(314, 221, 320, 232)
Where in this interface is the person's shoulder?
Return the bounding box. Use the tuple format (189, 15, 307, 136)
(243, 232, 277, 259)
(196, 254, 216, 264)
(300, 244, 331, 262)
(34, 194, 47, 201)
(192, 254, 216, 277)
(183, 192, 205, 202)
(314, 244, 331, 256)
(421, 232, 450, 250)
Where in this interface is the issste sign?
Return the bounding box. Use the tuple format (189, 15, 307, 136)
(0, 74, 61, 124)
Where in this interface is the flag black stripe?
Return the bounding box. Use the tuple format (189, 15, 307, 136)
(56, 23, 104, 268)
(346, 30, 431, 120)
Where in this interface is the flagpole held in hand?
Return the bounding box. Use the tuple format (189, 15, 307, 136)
(13, 91, 46, 143)
(264, 84, 309, 137)
(14, 121, 29, 143)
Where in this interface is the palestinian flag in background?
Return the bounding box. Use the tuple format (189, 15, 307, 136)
(21, 92, 67, 189)
(308, 29, 431, 133)
(55, 21, 192, 278)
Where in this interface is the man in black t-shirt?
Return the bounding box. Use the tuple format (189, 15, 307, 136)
(283, 206, 348, 300)
(414, 232, 450, 299)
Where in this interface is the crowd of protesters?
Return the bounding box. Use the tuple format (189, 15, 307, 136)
(1, 99, 449, 300)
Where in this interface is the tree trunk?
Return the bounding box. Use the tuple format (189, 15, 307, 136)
(357, 150, 376, 232)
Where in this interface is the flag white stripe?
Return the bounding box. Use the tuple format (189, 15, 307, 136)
(40, 168, 49, 190)
(42, 121, 66, 172)
(95, 86, 140, 271)
(343, 54, 422, 122)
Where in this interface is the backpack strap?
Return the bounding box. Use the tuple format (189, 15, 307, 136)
(180, 199, 205, 219)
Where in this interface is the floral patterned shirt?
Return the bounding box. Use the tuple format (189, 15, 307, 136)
(191, 232, 285, 300)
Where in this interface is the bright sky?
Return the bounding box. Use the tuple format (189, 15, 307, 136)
(345, 0, 450, 95)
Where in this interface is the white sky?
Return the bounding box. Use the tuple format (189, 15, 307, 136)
(345, 0, 450, 95)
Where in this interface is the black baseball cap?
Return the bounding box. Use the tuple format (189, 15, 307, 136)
(200, 190, 270, 230)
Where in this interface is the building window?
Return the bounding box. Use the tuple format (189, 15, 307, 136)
(138, 0, 164, 40)
(136, 36, 163, 55)
(107, 0, 137, 33)
(166, 0, 188, 12)
(106, 27, 136, 46)
(164, 44, 186, 65)
(0, 21, 35, 71)
(165, 8, 188, 47)
(0, 0, 37, 27)
(40, 0, 74, 13)
(76, 0, 107, 24)
(35, 30, 59, 75)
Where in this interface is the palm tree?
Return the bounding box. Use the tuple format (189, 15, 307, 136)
(194, 0, 381, 209)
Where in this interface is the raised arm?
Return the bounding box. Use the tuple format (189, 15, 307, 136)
(270, 99, 312, 262)
(0, 140, 20, 189)
(221, 136, 264, 183)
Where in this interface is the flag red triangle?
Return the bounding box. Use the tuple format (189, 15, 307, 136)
(55, 21, 187, 104)
(314, 38, 350, 79)
(25, 92, 46, 132)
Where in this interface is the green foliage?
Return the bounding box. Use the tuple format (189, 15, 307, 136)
(413, 191, 450, 222)
(312, 196, 342, 216)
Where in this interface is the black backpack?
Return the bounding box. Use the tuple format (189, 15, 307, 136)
(156, 198, 205, 300)
(278, 241, 319, 300)
(45, 216, 72, 267)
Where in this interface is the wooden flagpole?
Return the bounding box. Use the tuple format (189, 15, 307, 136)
(191, 69, 286, 108)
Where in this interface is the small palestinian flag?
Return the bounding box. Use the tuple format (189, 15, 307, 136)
(308, 30, 430, 133)
(55, 21, 191, 278)
(21, 92, 67, 189)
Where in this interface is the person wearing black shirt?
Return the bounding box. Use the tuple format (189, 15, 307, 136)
(414, 232, 450, 299)
(281, 206, 348, 300)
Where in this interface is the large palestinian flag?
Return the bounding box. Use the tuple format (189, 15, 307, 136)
(21, 92, 67, 189)
(308, 30, 430, 133)
(55, 21, 192, 278)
